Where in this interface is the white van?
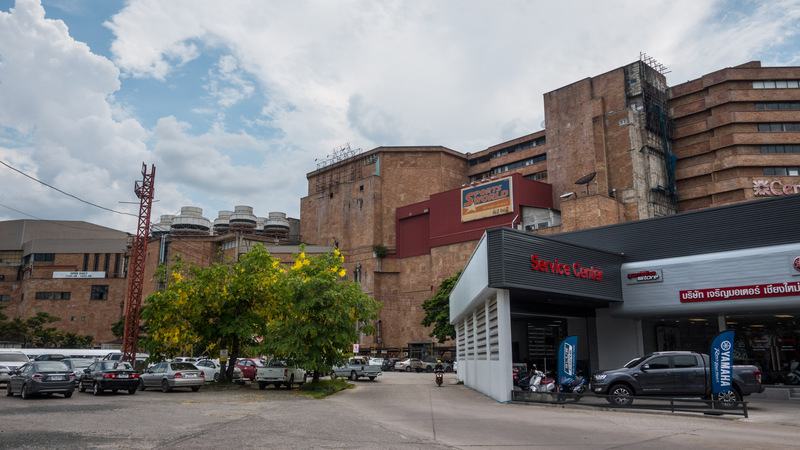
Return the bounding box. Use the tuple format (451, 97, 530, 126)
(0, 350, 30, 383)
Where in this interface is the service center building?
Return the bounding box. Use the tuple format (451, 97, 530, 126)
(450, 194, 800, 402)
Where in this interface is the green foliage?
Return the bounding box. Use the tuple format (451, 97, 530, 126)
(372, 244, 388, 258)
(140, 244, 380, 383)
(256, 246, 381, 382)
(421, 271, 461, 344)
(0, 311, 93, 348)
(298, 378, 353, 398)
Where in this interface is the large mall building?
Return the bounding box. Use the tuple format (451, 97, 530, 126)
(2, 58, 798, 390)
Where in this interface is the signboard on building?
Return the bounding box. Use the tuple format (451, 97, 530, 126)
(53, 271, 105, 279)
(680, 281, 800, 302)
(753, 179, 800, 196)
(624, 269, 663, 284)
(461, 178, 513, 222)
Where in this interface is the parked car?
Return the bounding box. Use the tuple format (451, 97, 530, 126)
(78, 360, 140, 395)
(368, 357, 384, 366)
(195, 359, 243, 383)
(420, 357, 453, 373)
(34, 354, 67, 361)
(5, 361, 75, 399)
(139, 362, 204, 392)
(256, 359, 307, 389)
(381, 358, 401, 372)
(60, 358, 94, 385)
(0, 350, 30, 378)
(331, 357, 382, 380)
(235, 358, 265, 380)
(591, 351, 764, 408)
(0, 364, 11, 384)
(394, 358, 422, 372)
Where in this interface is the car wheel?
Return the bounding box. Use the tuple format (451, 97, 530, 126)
(191, 386, 200, 392)
(258, 382, 266, 390)
(446, 367, 453, 373)
(426, 366, 432, 373)
(161, 379, 171, 393)
(79, 380, 87, 393)
(128, 388, 137, 395)
(5, 383, 13, 397)
(213, 372, 220, 382)
(300, 374, 307, 386)
(138, 378, 146, 391)
(286, 375, 294, 390)
(715, 389, 741, 409)
(405, 366, 412, 373)
(64, 391, 73, 398)
(606, 384, 634, 406)
(21, 384, 29, 400)
(93, 382, 102, 396)
(349, 371, 358, 381)
(369, 376, 376, 381)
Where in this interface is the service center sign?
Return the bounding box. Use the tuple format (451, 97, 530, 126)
(461, 178, 513, 222)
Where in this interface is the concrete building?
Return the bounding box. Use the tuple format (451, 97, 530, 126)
(300, 58, 800, 370)
(0, 220, 130, 345)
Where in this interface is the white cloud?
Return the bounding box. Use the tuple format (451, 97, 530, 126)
(2, 0, 800, 231)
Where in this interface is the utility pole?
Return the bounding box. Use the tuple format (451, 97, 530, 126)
(122, 163, 155, 362)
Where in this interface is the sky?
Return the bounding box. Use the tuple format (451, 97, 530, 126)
(1, 0, 799, 233)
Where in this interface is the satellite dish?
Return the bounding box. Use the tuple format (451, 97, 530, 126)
(574, 172, 597, 185)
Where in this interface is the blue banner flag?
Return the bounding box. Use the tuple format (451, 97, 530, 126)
(558, 335, 578, 386)
(711, 330, 735, 394)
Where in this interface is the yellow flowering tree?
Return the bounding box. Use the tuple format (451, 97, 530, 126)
(141, 244, 281, 381)
(256, 246, 381, 383)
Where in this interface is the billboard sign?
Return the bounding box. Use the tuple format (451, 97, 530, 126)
(558, 335, 578, 386)
(461, 178, 513, 222)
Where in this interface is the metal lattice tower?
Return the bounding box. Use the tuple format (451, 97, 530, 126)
(122, 163, 155, 362)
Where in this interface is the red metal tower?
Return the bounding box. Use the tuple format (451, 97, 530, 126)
(122, 163, 155, 362)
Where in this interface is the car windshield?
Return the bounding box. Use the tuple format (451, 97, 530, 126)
(624, 357, 648, 368)
(171, 363, 197, 370)
(101, 362, 134, 370)
(68, 359, 93, 368)
(0, 353, 28, 362)
(35, 362, 69, 371)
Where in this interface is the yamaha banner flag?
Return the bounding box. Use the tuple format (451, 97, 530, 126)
(710, 330, 735, 394)
(558, 335, 578, 386)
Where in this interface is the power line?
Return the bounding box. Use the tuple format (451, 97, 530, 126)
(0, 202, 134, 232)
(0, 159, 138, 217)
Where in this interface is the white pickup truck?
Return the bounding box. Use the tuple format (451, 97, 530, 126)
(255, 359, 307, 390)
(330, 357, 382, 381)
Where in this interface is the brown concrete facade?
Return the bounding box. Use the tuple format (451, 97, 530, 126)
(670, 61, 800, 211)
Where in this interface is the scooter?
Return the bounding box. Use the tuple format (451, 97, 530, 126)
(435, 370, 444, 387)
(557, 373, 587, 401)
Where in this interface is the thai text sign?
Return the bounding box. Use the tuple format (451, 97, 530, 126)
(53, 271, 105, 279)
(461, 178, 513, 222)
(680, 281, 800, 302)
(711, 330, 735, 394)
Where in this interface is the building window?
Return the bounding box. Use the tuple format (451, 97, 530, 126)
(761, 144, 800, 154)
(93, 253, 100, 271)
(757, 123, 800, 132)
(467, 137, 546, 167)
(525, 171, 548, 181)
(113, 254, 121, 278)
(90, 285, 109, 300)
(33, 253, 55, 262)
(83, 253, 90, 271)
(103, 253, 110, 273)
(753, 80, 800, 89)
(755, 102, 800, 110)
(35, 291, 71, 300)
(763, 167, 800, 176)
(0, 294, 10, 302)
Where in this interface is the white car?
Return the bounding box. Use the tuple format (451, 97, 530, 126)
(194, 359, 243, 382)
(368, 357, 384, 366)
(0, 350, 29, 382)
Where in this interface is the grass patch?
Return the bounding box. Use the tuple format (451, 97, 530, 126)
(298, 379, 353, 399)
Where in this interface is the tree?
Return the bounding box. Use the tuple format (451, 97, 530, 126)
(141, 245, 282, 381)
(421, 271, 461, 344)
(25, 312, 62, 347)
(257, 246, 381, 382)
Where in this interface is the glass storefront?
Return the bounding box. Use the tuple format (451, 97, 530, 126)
(642, 314, 800, 386)
(727, 314, 800, 385)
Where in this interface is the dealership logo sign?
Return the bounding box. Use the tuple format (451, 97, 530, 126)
(624, 269, 663, 284)
(793, 256, 800, 273)
(753, 180, 800, 196)
(531, 254, 603, 281)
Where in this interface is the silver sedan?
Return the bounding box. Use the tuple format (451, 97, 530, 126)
(138, 362, 204, 392)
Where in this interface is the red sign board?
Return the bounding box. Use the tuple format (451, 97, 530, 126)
(680, 281, 800, 302)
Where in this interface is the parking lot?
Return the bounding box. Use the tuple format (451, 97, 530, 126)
(2, 371, 799, 449)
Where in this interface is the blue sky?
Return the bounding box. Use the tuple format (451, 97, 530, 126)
(1, 0, 799, 232)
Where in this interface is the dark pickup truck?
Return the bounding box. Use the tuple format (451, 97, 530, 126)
(591, 351, 764, 408)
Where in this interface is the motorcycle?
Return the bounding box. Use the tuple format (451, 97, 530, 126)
(557, 373, 587, 402)
(435, 370, 444, 387)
